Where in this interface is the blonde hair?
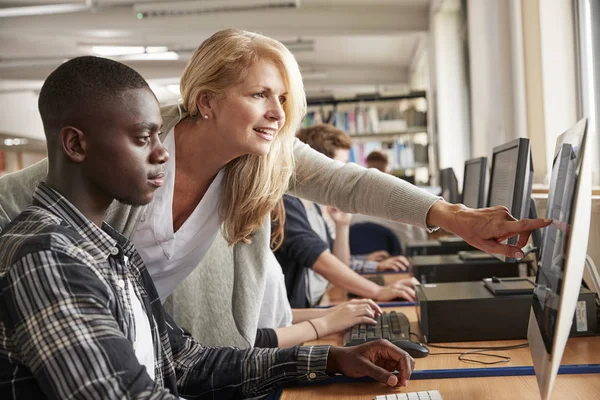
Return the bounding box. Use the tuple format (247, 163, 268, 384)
(180, 29, 306, 245)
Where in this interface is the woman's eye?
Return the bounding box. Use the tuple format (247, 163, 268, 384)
(279, 96, 287, 105)
(252, 92, 265, 99)
(137, 136, 150, 143)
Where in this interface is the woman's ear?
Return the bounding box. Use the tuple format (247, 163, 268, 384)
(59, 126, 87, 163)
(195, 91, 214, 118)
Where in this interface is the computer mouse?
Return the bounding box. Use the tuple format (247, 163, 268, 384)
(390, 340, 429, 358)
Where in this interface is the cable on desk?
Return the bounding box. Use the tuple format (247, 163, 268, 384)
(409, 332, 529, 365)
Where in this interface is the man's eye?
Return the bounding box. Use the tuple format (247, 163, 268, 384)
(137, 136, 150, 143)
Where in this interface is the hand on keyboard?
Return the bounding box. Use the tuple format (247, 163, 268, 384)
(327, 339, 415, 387)
(375, 278, 420, 302)
(377, 256, 410, 272)
(313, 299, 382, 337)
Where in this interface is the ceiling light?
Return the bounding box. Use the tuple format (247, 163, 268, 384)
(0, 2, 92, 18)
(3, 138, 29, 146)
(134, 0, 300, 18)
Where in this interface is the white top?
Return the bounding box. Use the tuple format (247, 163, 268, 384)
(256, 252, 293, 329)
(302, 200, 331, 307)
(132, 129, 224, 301)
(124, 257, 155, 380)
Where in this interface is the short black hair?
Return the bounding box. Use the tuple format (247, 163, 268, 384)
(38, 56, 150, 141)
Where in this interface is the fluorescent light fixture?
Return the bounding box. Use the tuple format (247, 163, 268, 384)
(0, 3, 91, 18)
(121, 51, 180, 61)
(134, 0, 300, 18)
(3, 138, 29, 146)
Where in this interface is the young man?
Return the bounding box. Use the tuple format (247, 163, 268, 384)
(274, 124, 416, 308)
(366, 150, 390, 173)
(0, 57, 414, 399)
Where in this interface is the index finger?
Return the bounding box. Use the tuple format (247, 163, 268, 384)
(503, 218, 551, 234)
(364, 298, 382, 314)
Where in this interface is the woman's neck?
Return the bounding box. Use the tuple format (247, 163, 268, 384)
(173, 117, 233, 182)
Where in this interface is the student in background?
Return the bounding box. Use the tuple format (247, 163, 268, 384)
(0, 56, 415, 400)
(354, 149, 428, 254)
(366, 150, 391, 173)
(274, 124, 417, 308)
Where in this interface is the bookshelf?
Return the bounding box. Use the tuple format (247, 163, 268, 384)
(302, 92, 431, 184)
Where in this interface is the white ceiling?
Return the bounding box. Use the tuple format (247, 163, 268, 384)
(0, 0, 431, 102)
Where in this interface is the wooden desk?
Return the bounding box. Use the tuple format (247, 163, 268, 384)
(283, 274, 600, 399)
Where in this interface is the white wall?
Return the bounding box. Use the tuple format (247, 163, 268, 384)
(0, 91, 44, 140)
(467, 0, 527, 159)
(538, 0, 578, 178)
(431, 6, 470, 188)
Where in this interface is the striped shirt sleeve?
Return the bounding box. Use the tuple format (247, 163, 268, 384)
(165, 314, 331, 399)
(3, 250, 177, 400)
(349, 255, 379, 273)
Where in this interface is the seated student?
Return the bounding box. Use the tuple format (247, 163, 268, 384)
(354, 151, 430, 254)
(366, 150, 391, 173)
(0, 56, 414, 399)
(274, 124, 418, 308)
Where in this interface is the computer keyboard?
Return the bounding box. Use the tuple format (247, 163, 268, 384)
(348, 275, 385, 298)
(374, 390, 443, 400)
(343, 311, 410, 346)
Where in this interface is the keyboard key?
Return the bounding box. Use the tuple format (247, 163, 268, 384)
(374, 390, 443, 400)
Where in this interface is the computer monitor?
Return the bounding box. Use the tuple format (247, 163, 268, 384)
(440, 168, 459, 204)
(528, 118, 591, 400)
(461, 157, 487, 208)
(487, 138, 534, 261)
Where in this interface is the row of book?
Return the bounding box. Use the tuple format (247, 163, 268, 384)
(349, 139, 429, 171)
(302, 105, 427, 135)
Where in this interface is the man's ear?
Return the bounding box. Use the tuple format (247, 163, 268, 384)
(59, 126, 87, 163)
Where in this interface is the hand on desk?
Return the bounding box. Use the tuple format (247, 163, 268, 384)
(327, 340, 415, 387)
(313, 299, 382, 337)
(377, 255, 410, 272)
(426, 201, 552, 258)
(375, 277, 420, 302)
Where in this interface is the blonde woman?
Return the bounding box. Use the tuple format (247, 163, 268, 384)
(0, 29, 550, 350)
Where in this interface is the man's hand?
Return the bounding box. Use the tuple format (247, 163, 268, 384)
(326, 340, 415, 387)
(426, 201, 552, 258)
(377, 255, 410, 272)
(367, 250, 390, 262)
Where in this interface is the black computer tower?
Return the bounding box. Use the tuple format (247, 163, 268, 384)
(416, 281, 597, 343)
(411, 254, 527, 284)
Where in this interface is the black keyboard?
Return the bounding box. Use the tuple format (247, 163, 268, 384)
(348, 275, 385, 298)
(343, 311, 410, 346)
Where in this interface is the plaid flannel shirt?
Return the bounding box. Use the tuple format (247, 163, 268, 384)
(0, 183, 330, 399)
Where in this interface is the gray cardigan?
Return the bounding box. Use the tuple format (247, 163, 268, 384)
(0, 104, 440, 348)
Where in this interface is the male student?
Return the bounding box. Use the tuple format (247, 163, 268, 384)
(366, 150, 390, 173)
(275, 124, 417, 308)
(0, 57, 414, 399)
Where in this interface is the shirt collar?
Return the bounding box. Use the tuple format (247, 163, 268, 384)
(32, 182, 131, 262)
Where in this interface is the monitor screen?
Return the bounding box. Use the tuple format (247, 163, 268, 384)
(488, 146, 519, 210)
(462, 158, 486, 208)
(440, 168, 459, 203)
(532, 141, 581, 354)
